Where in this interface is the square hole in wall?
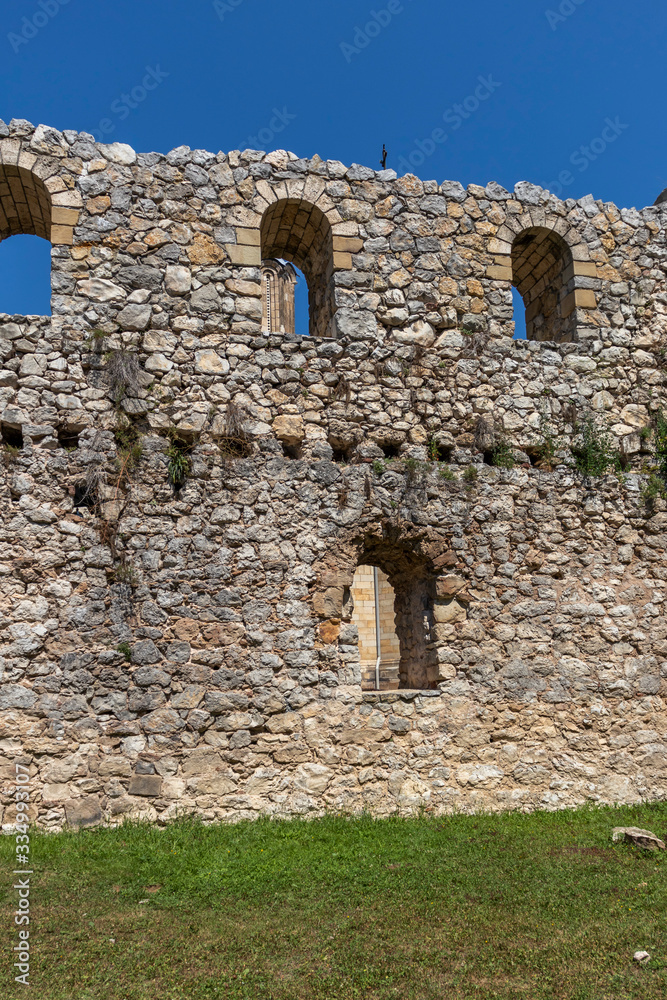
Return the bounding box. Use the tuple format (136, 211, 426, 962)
(332, 446, 353, 464)
(73, 479, 98, 511)
(57, 427, 79, 450)
(1, 422, 23, 449)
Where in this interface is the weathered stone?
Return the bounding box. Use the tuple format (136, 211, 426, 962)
(116, 304, 152, 331)
(194, 350, 230, 375)
(64, 795, 102, 828)
(128, 774, 163, 797)
(612, 827, 666, 850)
(165, 265, 191, 296)
(272, 415, 305, 445)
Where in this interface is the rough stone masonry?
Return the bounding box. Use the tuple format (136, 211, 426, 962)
(1, 116, 667, 830)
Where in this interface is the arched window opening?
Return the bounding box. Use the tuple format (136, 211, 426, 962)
(351, 565, 401, 690)
(349, 541, 437, 691)
(511, 287, 526, 340)
(261, 258, 296, 334)
(0, 163, 52, 316)
(260, 199, 335, 339)
(511, 227, 574, 343)
(0, 235, 51, 316)
(292, 263, 308, 337)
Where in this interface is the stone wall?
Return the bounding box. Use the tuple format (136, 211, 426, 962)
(0, 116, 667, 829)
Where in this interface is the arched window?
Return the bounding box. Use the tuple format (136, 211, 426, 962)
(349, 543, 437, 691)
(351, 565, 401, 690)
(0, 163, 52, 315)
(261, 259, 297, 334)
(511, 227, 574, 343)
(260, 199, 335, 339)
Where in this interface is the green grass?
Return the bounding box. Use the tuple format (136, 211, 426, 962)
(1, 803, 667, 999)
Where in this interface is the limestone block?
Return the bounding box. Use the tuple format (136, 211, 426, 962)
(266, 713, 303, 735)
(273, 745, 311, 764)
(98, 758, 132, 778)
(619, 404, 649, 429)
(224, 243, 260, 266)
(141, 709, 185, 735)
(190, 774, 237, 795)
(272, 414, 305, 445)
(164, 265, 191, 296)
(591, 390, 614, 410)
(117, 304, 152, 331)
(313, 588, 345, 618)
(436, 575, 467, 598)
(612, 827, 665, 850)
(194, 350, 230, 375)
(188, 234, 226, 264)
(77, 278, 124, 302)
(128, 774, 163, 797)
(0, 685, 36, 710)
(396, 777, 431, 808)
(456, 765, 504, 787)
(103, 142, 137, 165)
(433, 599, 467, 624)
(334, 309, 377, 339)
(64, 795, 102, 828)
(294, 763, 332, 793)
(145, 353, 173, 373)
(393, 319, 436, 347)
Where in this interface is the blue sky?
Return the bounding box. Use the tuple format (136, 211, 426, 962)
(0, 0, 664, 330)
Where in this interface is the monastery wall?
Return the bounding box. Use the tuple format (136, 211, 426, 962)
(0, 118, 666, 827)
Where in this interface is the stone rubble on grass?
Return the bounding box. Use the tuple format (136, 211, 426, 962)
(612, 828, 666, 850)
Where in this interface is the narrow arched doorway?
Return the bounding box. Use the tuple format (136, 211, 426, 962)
(511, 226, 574, 343)
(350, 565, 401, 690)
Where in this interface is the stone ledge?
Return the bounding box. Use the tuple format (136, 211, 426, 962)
(362, 689, 443, 702)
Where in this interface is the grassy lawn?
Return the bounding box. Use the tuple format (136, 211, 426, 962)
(1, 803, 666, 999)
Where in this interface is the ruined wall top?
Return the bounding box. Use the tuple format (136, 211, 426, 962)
(1, 116, 666, 465)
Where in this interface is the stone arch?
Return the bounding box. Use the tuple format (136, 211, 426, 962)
(0, 162, 52, 241)
(260, 198, 335, 339)
(511, 226, 576, 342)
(0, 160, 55, 315)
